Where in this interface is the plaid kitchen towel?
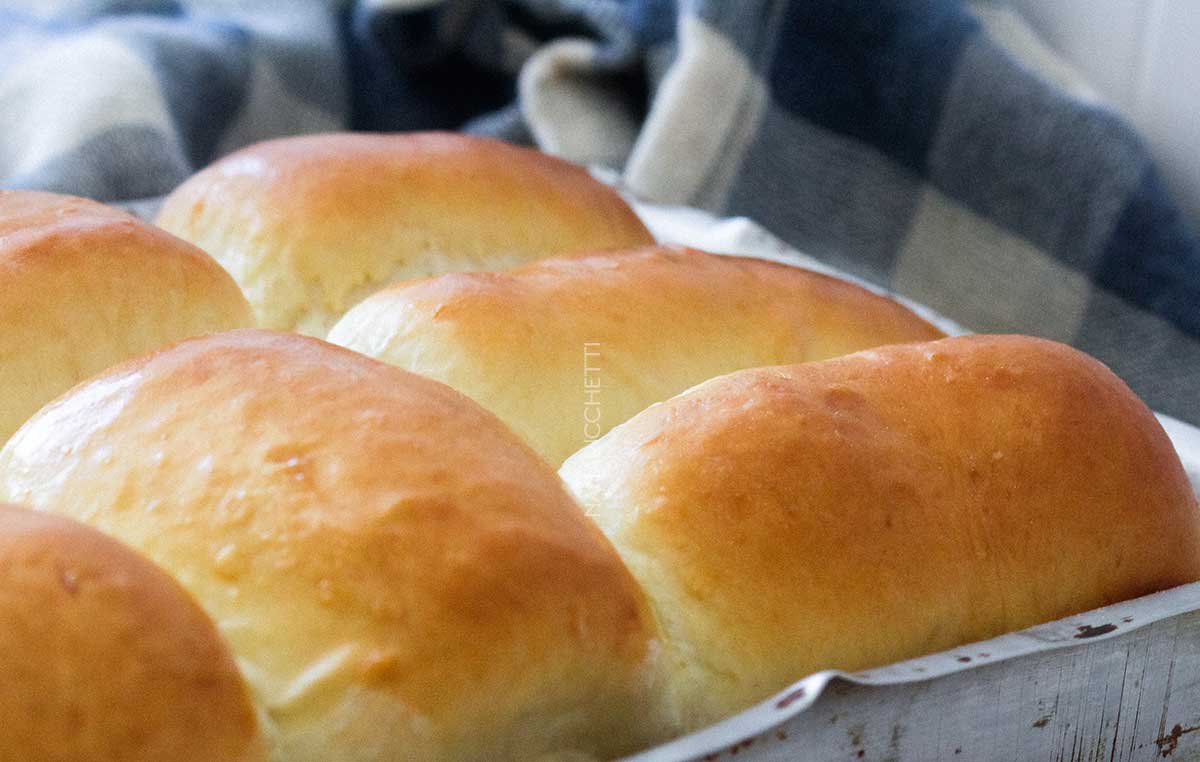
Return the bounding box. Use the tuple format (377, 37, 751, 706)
(1, 0, 1198, 423)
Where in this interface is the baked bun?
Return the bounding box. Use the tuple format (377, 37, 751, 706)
(0, 330, 660, 762)
(155, 133, 655, 336)
(0, 504, 263, 762)
(0, 190, 253, 444)
(559, 335, 1200, 732)
(328, 246, 944, 465)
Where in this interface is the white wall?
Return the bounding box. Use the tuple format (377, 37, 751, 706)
(1005, 0, 1200, 226)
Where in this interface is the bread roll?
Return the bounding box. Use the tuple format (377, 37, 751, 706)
(0, 190, 253, 444)
(328, 246, 944, 465)
(0, 504, 263, 762)
(559, 335, 1200, 732)
(155, 133, 655, 336)
(0, 330, 660, 762)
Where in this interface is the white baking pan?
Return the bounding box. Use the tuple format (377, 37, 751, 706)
(625, 582, 1200, 762)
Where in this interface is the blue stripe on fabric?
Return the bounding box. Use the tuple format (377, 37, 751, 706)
(6, 124, 190, 201)
(1073, 282, 1200, 424)
(110, 16, 252, 169)
(1097, 166, 1200, 337)
(343, 3, 514, 131)
(0, 1, 184, 33)
(927, 37, 1147, 273)
(72, 0, 184, 19)
(725, 105, 922, 284)
(625, 0, 676, 47)
(767, 0, 979, 175)
(692, 0, 788, 71)
(252, 13, 348, 123)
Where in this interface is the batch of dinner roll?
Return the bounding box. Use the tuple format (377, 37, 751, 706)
(0, 132, 1197, 762)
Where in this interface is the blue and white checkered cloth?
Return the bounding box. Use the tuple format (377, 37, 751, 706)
(2, 0, 1198, 422)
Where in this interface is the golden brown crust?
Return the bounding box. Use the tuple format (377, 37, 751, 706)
(0, 189, 253, 444)
(0, 504, 263, 762)
(329, 246, 944, 465)
(0, 329, 660, 762)
(155, 132, 655, 335)
(560, 335, 1200, 731)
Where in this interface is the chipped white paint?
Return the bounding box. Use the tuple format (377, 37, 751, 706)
(625, 584, 1200, 762)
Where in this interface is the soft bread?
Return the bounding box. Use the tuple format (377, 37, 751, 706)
(0, 504, 263, 762)
(0, 330, 660, 762)
(155, 133, 655, 336)
(0, 190, 253, 444)
(559, 335, 1200, 732)
(328, 246, 944, 465)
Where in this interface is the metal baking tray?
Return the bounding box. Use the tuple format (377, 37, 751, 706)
(625, 579, 1200, 762)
